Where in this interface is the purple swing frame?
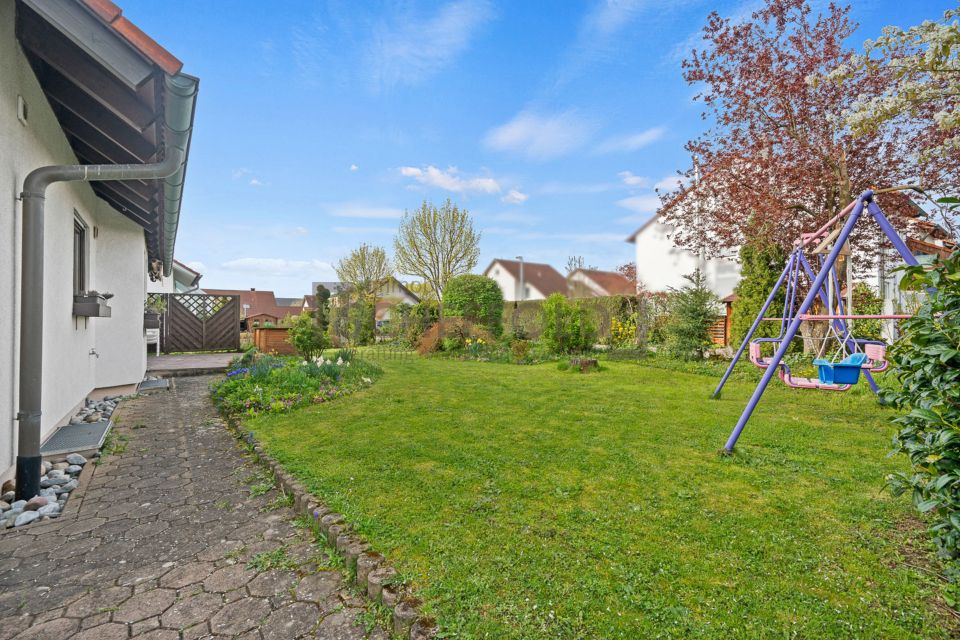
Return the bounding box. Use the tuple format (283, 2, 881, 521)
(713, 190, 921, 453)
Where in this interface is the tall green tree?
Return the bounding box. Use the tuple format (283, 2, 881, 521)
(335, 244, 391, 299)
(394, 199, 481, 330)
(730, 240, 787, 347)
(664, 269, 719, 361)
(313, 283, 331, 333)
(335, 244, 391, 345)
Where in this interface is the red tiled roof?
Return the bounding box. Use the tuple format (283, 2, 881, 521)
(573, 269, 636, 295)
(80, 0, 183, 75)
(485, 259, 567, 297)
(203, 289, 295, 320)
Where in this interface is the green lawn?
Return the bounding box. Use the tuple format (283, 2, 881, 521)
(244, 356, 951, 639)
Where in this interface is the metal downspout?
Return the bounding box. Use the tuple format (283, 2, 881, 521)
(15, 147, 185, 501)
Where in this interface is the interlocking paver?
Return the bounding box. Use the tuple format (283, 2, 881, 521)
(0, 376, 378, 639)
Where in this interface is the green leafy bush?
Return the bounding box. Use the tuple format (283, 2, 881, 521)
(731, 240, 787, 347)
(405, 301, 440, 344)
(664, 270, 719, 360)
(884, 252, 960, 604)
(287, 311, 328, 360)
(851, 282, 884, 341)
(443, 274, 505, 335)
(540, 294, 597, 353)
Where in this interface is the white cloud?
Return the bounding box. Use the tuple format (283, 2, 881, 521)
(331, 205, 404, 219)
(398, 165, 500, 193)
(595, 126, 666, 154)
(350, 164, 359, 171)
(249, 178, 265, 187)
(616, 194, 662, 214)
(484, 110, 593, 160)
(232, 168, 252, 179)
(501, 189, 528, 204)
(367, 0, 495, 90)
(221, 258, 336, 278)
(653, 174, 688, 191)
(618, 171, 650, 187)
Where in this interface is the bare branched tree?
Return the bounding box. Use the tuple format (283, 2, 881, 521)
(394, 199, 481, 327)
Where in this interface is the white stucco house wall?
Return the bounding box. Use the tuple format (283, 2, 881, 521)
(0, 0, 198, 485)
(627, 217, 741, 299)
(482, 259, 568, 301)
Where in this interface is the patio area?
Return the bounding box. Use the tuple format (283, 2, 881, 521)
(146, 353, 239, 377)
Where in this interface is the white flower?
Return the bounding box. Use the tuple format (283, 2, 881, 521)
(337, 357, 344, 365)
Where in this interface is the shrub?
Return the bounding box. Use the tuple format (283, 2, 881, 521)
(851, 282, 884, 341)
(664, 269, 719, 360)
(443, 274, 505, 335)
(730, 240, 788, 347)
(884, 252, 960, 605)
(286, 311, 328, 360)
(406, 301, 440, 344)
(511, 339, 531, 362)
(348, 297, 375, 345)
(540, 294, 597, 353)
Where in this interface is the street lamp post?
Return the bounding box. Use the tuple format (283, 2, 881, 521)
(516, 256, 524, 302)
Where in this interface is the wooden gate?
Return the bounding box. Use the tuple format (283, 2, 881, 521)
(148, 293, 240, 353)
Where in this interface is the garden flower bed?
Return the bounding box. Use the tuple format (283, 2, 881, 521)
(212, 349, 382, 416)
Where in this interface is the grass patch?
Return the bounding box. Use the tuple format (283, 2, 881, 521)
(261, 492, 294, 512)
(247, 546, 297, 571)
(96, 431, 128, 463)
(242, 357, 954, 639)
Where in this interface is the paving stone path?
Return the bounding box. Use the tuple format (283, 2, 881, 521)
(0, 376, 384, 640)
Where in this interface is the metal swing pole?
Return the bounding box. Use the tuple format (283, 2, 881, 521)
(723, 192, 871, 453)
(711, 251, 798, 399)
(867, 201, 921, 268)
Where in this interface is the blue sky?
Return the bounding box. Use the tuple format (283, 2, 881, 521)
(122, 0, 946, 296)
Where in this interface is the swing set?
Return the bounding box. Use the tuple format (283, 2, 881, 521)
(713, 189, 921, 453)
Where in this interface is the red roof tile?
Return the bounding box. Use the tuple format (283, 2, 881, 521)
(486, 259, 567, 297)
(80, 0, 183, 75)
(573, 269, 636, 295)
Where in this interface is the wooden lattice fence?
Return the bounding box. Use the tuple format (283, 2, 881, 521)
(147, 293, 240, 353)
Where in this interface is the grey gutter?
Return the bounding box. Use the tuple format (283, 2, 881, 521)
(14, 74, 198, 501)
(160, 73, 198, 277)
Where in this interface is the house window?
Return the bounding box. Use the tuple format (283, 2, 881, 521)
(73, 216, 87, 295)
(524, 285, 531, 298)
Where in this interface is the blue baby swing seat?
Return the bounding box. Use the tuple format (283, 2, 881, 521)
(812, 352, 868, 385)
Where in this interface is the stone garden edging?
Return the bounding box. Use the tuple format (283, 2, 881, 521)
(220, 414, 439, 640)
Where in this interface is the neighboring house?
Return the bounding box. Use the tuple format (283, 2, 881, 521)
(0, 0, 197, 482)
(275, 297, 303, 309)
(147, 259, 203, 294)
(626, 217, 741, 299)
(876, 217, 956, 342)
(203, 289, 293, 329)
(483, 259, 568, 301)
(568, 268, 636, 298)
(311, 278, 420, 327)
